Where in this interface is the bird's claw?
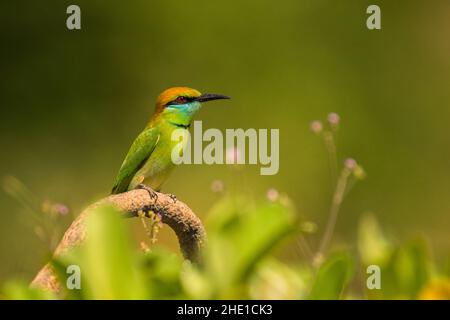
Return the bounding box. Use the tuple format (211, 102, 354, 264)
(168, 194, 177, 203)
(136, 184, 158, 203)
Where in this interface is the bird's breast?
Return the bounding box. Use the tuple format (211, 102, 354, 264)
(140, 128, 189, 190)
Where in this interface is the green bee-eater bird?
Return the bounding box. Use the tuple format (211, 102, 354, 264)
(111, 87, 230, 196)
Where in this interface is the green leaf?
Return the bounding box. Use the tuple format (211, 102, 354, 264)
(181, 261, 213, 299)
(249, 259, 310, 299)
(203, 196, 299, 297)
(2, 280, 56, 300)
(358, 213, 392, 266)
(308, 253, 354, 300)
(70, 205, 149, 299)
(394, 238, 431, 298)
(142, 248, 184, 299)
(50, 256, 84, 300)
(373, 237, 432, 299)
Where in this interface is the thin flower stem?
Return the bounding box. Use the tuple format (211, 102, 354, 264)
(323, 131, 338, 186)
(315, 166, 352, 265)
(343, 176, 356, 198)
(297, 236, 314, 261)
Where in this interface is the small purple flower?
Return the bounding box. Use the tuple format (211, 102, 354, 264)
(54, 203, 69, 216)
(226, 146, 242, 164)
(344, 158, 357, 170)
(327, 112, 340, 126)
(310, 121, 323, 134)
(266, 188, 279, 202)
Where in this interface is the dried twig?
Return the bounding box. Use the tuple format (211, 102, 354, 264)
(30, 189, 207, 293)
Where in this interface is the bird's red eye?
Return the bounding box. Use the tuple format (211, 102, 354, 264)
(176, 96, 187, 104)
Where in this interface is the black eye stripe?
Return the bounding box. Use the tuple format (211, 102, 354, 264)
(167, 96, 196, 105)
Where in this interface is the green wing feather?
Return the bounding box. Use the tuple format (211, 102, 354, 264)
(111, 128, 160, 194)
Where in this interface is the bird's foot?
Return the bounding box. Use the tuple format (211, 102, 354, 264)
(136, 184, 158, 203)
(168, 194, 177, 203)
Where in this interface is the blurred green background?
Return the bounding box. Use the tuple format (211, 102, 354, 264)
(1, 0, 449, 283)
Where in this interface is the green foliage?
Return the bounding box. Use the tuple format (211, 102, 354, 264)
(369, 239, 432, 299)
(248, 259, 310, 299)
(73, 206, 148, 299)
(200, 196, 298, 298)
(1, 280, 56, 300)
(358, 213, 436, 299)
(308, 253, 354, 300)
(1, 196, 449, 300)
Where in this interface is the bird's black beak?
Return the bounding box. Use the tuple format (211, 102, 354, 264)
(195, 93, 230, 103)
